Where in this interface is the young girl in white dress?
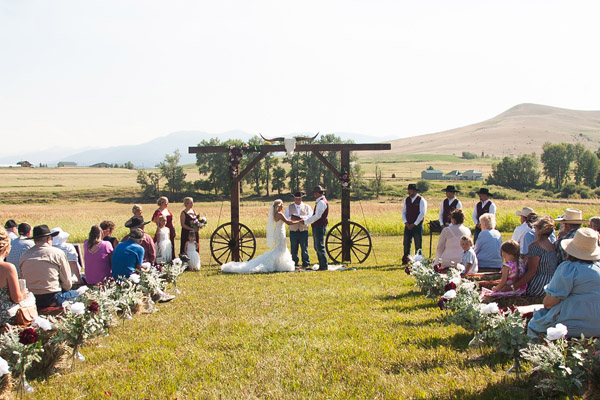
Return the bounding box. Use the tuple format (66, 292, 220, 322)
(185, 230, 201, 271)
(221, 199, 301, 273)
(155, 215, 173, 264)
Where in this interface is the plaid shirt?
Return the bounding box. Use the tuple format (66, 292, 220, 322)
(6, 236, 34, 274)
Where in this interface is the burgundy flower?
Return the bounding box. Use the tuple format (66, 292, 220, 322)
(433, 264, 443, 273)
(444, 282, 456, 292)
(404, 266, 411, 275)
(88, 301, 100, 314)
(437, 297, 449, 310)
(18, 327, 39, 345)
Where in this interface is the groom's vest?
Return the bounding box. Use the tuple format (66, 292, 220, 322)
(286, 203, 310, 232)
(312, 197, 329, 227)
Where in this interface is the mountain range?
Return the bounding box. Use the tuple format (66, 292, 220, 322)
(3, 103, 600, 167)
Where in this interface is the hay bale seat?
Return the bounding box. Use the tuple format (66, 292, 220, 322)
(38, 307, 63, 316)
(482, 295, 546, 308)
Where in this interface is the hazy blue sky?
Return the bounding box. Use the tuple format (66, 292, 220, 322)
(1, 0, 598, 154)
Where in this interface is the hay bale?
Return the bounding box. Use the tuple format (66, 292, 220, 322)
(0, 374, 13, 400)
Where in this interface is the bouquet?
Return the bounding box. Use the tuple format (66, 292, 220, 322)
(190, 216, 207, 229)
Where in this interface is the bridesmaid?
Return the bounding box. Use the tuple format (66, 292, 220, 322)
(152, 196, 176, 259)
(180, 197, 199, 256)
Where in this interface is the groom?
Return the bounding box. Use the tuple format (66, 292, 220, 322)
(303, 185, 329, 271)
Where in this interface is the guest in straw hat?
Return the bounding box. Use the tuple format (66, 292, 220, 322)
(512, 206, 535, 244)
(555, 208, 586, 264)
(527, 227, 600, 341)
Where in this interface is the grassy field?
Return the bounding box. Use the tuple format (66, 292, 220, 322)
(30, 236, 534, 400)
(1, 166, 597, 399)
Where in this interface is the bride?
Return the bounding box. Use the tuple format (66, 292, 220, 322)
(221, 199, 302, 273)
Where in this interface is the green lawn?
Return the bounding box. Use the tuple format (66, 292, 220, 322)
(31, 236, 531, 400)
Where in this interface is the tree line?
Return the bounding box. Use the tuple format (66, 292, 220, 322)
(487, 142, 600, 196)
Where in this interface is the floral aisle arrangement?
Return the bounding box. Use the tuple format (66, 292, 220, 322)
(158, 258, 186, 294)
(521, 324, 600, 399)
(54, 300, 106, 361)
(0, 355, 11, 398)
(0, 326, 42, 395)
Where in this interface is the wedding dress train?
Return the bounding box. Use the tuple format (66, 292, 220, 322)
(221, 220, 295, 273)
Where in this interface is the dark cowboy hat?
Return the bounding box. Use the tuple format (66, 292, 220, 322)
(4, 219, 17, 229)
(476, 188, 493, 196)
(293, 191, 306, 198)
(29, 224, 60, 240)
(312, 185, 326, 194)
(407, 183, 420, 191)
(441, 185, 460, 193)
(124, 216, 151, 229)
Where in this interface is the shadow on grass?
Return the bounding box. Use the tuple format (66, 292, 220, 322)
(437, 378, 531, 400)
(377, 290, 424, 302)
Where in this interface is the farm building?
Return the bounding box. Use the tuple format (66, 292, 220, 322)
(445, 170, 462, 180)
(90, 162, 111, 168)
(57, 161, 78, 167)
(461, 170, 483, 181)
(421, 169, 444, 180)
(17, 161, 33, 168)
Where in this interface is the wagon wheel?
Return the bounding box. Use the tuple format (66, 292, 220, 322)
(210, 222, 256, 265)
(325, 221, 372, 264)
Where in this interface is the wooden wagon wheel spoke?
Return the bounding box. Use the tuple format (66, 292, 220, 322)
(328, 232, 343, 241)
(212, 244, 231, 252)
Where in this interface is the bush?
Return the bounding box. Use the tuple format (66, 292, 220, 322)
(561, 183, 577, 198)
(542, 190, 555, 198)
(416, 180, 430, 193)
(462, 151, 477, 159)
(579, 188, 591, 199)
(594, 187, 600, 198)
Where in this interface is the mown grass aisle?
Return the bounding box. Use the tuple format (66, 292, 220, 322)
(31, 237, 528, 399)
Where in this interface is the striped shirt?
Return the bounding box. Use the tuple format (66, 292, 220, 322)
(526, 244, 559, 296)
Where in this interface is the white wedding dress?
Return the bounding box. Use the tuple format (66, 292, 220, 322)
(221, 219, 295, 273)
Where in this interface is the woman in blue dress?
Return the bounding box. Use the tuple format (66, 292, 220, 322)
(527, 228, 600, 341)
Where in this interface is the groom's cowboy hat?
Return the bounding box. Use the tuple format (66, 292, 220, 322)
(124, 216, 151, 229)
(292, 191, 306, 198)
(312, 185, 326, 194)
(476, 188, 493, 196)
(406, 183, 420, 191)
(555, 208, 586, 224)
(561, 227, 600, 261)
(28, 224, 60, 240)
(441, 185, 460, 193)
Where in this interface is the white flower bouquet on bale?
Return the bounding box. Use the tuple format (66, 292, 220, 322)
(55, 299, 106, 363)
(520, 326, 600, 399)
(108, 278, 144, 320)
(408, 255, 464, 298)
(482, 307, 529, 374)
(158, 258, 185, 294)
(0, 325, 42, 395)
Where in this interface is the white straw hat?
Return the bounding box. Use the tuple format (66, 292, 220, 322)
(516, 207, 534, 217)
(51, 227, 70, 246)
(561, 228, 600, 261)
(555, 208, 586, 223)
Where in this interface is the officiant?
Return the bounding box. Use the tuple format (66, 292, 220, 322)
(284, 191, 313, 268)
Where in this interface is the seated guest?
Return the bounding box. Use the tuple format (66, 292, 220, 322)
(0, 227, 30, 327)
(512, 216, 559, 297)
(435, 209, 471, 267)
(555, 208, 584, 264)
(125, 204, 143, 228)
(51, 227, 83, 284)
(460, 236, 478, 274)
(527, 228, 600, 341)
(6, 223, 34, 274)
(4, 220, 18, 240)
(19, 225, 79, 309)
(474, 213, 503, 269)
(482, 240, 526, 298)
(100, 220, 119, 249)
(122, 216, 155, 265)
(589, 217, 600, 240)
(512, 207, 534, 244)
(520, 213, 557, 263)
(83, 225, 113, 285)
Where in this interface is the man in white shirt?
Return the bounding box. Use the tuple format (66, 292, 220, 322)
(512, 207, 534, 244)
(303, 185, 329, 271)
(439, 185, 462, 227)
(284, 191, 313, 268)
(472, 188, 496, 243)
(402, 183, 428, 264)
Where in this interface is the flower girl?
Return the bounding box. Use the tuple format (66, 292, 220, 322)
(184, 230, 201, 271)
(155, 215, 173, 263)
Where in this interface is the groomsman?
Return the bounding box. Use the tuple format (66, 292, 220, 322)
(304, 185, 329, 271)
(284, 191, 313, 268)
(473, 188, 496, 243)
(402, 183, 427, 264)
(439, 185, 462, 227)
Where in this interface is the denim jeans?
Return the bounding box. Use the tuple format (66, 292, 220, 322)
(35, 290, 80, 309)
(403, 223, 423, 257)
(312, 226, 328, 270)
(289, 230, 310, 267)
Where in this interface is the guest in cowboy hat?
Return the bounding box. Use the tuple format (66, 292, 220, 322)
(401, 183, 427, 264)
(555, 208, 586, 264)
(303, 185, 329, 270)
(439, 185, 462, 228)
(122, 216, 156, 265)
(527, 227, 600, 342)
(512, 207, 535, 244)
(472, 188, 496, 243)
(4, 220, 18, 240)
(284, 191, 313, 268)
(19, 225, 80, 309)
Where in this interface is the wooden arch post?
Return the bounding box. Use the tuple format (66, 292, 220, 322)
(190, 143, 391, 263)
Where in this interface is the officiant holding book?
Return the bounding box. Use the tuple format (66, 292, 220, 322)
(284, 191, 313, 268)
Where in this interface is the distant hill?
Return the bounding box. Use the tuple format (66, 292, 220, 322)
(384, 103, 600, 157)
(0, 130, 392, 167)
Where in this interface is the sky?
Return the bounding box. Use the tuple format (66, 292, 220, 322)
(1, 0, 599, 155)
